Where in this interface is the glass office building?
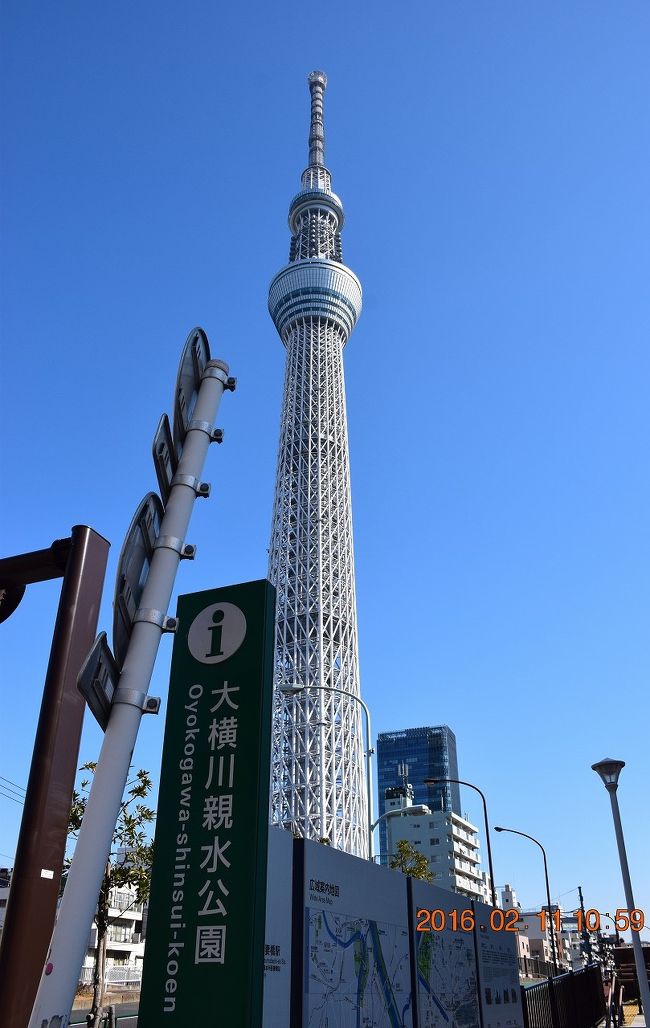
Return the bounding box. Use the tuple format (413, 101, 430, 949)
(376, 726, 461, 864)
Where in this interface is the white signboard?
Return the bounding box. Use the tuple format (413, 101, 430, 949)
(473, 900, 524, 1028)
(410, 879, 480, 1027)
(263, 827, 293, 1027)
(302, 839, 413, 1027)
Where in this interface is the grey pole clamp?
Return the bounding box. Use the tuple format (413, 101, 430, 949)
(202, 364, 236, 392)
(202, 365, 229, 385)
(170, 473, 211, 497)
(153, 536, 196, 559)
(186, 420, 224, 443)
(112, 688, 161, 715)
(133, 608, 178, 632)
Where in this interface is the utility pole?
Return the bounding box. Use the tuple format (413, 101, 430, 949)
(578, 885, 594, 962)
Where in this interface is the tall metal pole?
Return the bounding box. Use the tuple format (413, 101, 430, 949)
(425, 776, 497, 907)
(494, 825, 559, 976)
(0, 526, 109, 1028)
(578, 885, 593, 962)
(29, 361, 230, 1028)
(592, 758, 650, 1020)
(607, 788, 650, 1017)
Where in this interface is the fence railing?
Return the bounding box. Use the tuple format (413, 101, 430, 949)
(519, 953, 556, 979)
(79, 965, 142, 987)
(521, 964, 605, 1028)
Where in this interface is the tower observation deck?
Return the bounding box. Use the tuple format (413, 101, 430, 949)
(268, 71, 368, 856)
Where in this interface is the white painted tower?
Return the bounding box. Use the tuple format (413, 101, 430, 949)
(268, 72, 367, 856)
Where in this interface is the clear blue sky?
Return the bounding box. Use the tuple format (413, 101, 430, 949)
(1, 2, 648, 937)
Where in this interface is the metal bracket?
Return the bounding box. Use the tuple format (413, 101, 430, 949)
(112, 688, 161, 715)
(170, 473, 211, 497)
(203, 365, 229, 385)
(133, 608, 178, 632)
(202, 364, 236, 392)
(187, 420, 224, 444)
(153, 536, 196, 559)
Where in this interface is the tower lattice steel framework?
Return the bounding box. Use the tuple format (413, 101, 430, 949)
(268, 71, 368, 856)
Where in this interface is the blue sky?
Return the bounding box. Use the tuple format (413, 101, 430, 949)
(1, 1, 648, 937)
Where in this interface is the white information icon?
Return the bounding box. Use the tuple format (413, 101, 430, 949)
(187, 602, 247, 664)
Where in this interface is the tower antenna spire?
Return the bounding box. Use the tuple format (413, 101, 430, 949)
(307, 70, 327, 168)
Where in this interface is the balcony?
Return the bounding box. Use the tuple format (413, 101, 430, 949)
(450, 824, 476, 845)
(453, 841, 480, 863)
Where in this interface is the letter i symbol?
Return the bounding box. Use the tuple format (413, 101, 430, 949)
(206, 609, 225, 657)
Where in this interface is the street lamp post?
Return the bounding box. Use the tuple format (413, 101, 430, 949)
(424, 776, 497, 907)
(494, 825, 559, 976)
(370, 805, 432, 862)
(370, 805, 432, 833)
(592, 758, 650, 1019)
(280, 684, 374, 859)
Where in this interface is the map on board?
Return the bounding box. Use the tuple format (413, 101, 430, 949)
(409, 881, 481, 1028)
(414, 927, 480, 1028)
(305, 908, 413, 1027)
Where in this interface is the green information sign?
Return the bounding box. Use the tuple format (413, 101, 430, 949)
(139, 579, 275, 1025)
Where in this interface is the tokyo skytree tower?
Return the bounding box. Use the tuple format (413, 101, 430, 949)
(267, 71, 367, 856)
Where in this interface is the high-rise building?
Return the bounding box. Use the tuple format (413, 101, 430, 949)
(377, 726, 461, 862)
(383, 789, 492, 905)
(267, 72, 367, 856)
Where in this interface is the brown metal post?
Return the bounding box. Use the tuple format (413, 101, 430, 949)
(0, 526, 109, 1028)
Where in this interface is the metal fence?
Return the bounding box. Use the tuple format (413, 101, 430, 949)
(521, 964, 605, 1028)
(519, 954, 556, 980)
(79, 965, 142, 987)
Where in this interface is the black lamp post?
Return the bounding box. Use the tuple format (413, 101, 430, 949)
(424, 776, 497, 907)
(494, 825, 558, 976)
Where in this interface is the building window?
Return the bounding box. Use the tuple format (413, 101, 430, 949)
(430, 837, 440, 845)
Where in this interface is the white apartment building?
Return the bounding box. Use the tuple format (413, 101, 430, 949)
(80, 884, 146, 985)
(384, 787, 491, 904)
(1, 866, 144, 986)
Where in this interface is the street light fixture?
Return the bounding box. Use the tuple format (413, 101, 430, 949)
(369, 805, 431, 833)
(592, 758, 650, 1020)
(370, 805, 431, 862)
(494, 825, 559, 976)
(279, 684, 374, 859)
(424, 776, 497, 907)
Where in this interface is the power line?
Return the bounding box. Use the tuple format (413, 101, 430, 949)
(0, 776, 26, 797)
(0, 787, 24, 806)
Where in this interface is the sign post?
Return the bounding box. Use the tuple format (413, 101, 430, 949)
(28, 330, 234, 1028)
(139, 579, 275, 1026)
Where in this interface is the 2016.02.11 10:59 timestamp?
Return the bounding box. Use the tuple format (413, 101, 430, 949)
(415, 908, 646, 933)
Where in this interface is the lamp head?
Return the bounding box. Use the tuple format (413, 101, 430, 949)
(592, 758, 625, 791)
(423, 778, 439, 785)
(494, 826, 504, 833)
